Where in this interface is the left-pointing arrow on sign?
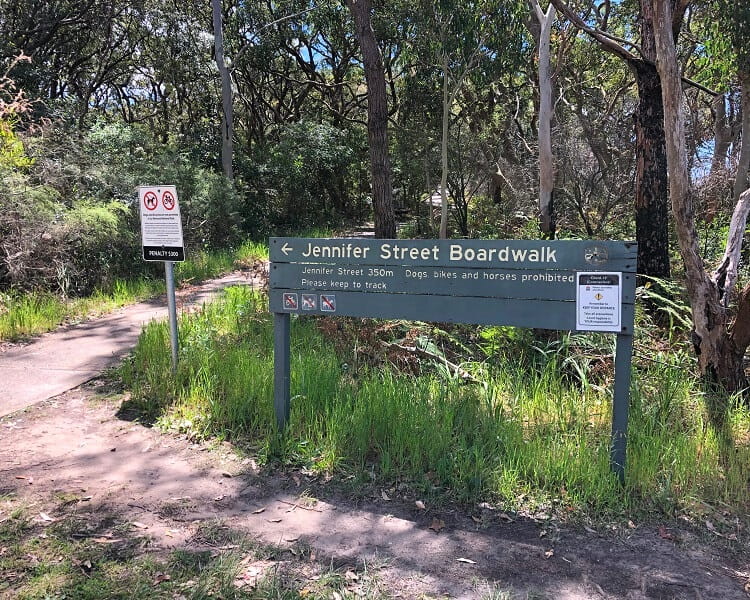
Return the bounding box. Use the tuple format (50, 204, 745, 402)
(281, 243, 293, 256)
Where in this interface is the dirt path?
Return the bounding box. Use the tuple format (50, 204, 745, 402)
(2, 381, 747, 599)
(0, 271, 259, 417)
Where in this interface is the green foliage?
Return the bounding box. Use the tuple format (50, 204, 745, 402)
(0, 119, 33, 169)
(0, 241, 268, 341)
(120, 289, 750, 516)
(246, 121, 363, 235)
(0, 118, 251, 294)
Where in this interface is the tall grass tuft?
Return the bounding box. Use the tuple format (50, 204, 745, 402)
(121, 288, 750, 517)
(0, 241, 269, 342)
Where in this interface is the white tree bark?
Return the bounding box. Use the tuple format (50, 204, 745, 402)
(529, 1, 556, 236)
(439, 54, 450, 239)
(652, 0, 749, 392)
(212, 0, 233, 181)
(710, 93, 731, 177)
(733, 75, 750, 203)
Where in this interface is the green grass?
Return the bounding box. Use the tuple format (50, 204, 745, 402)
(119, 287, 750, 522)
(0, 240, 268, 342)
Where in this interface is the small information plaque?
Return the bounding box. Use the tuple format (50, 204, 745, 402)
(576, 272, 622, 332)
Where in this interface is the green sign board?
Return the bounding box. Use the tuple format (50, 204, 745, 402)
(270, 237, 637, 482)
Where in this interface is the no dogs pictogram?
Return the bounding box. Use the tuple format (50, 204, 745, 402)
(143, 191, 158, 211)
(139, 185, 184, 262)
(162, 190, 176, 210)
(301, 294, 317, 310)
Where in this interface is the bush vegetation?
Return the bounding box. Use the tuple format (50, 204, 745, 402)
(119, 286, 750, 524)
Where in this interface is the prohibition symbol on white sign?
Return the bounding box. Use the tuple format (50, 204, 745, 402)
(320, 295, 336, 312)
(283, 293, 298, 310)
(162, 190, 175, 210)
(301, 294, 317, 310)
(143, 191, 158, 211)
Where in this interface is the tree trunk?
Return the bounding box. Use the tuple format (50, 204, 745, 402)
(711, 93, 731, 177)
(733, 73, 750, 203)
(550, 0, 671, 279)
(530, 1, 556, 238)
(707, 93, 732, 221)
(212, 0, 233, 181)
(346, 0, 396, 239)
(632, 61, 671, 279)
(439, 56, 450, 239)
(652, 0, 749, 395)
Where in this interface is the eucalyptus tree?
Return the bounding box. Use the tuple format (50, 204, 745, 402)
(527, 0, 556, 237)
(0, 0, 151, 126)
(212, 0, 233, 180)
(716, 0, 750, 204)
(549, 0, 681, 279)
(404, 0, 527, 238)
(651, 0, 750, 399)
(345, 0, 396, 238)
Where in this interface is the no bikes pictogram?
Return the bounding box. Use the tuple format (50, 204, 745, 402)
(143, 191, 158, 211)
(162, 190, 176, 210)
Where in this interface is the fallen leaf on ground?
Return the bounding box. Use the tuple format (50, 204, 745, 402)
(544, 549, 554, 559)
(285, 536, 299, 542)
(38, 512, 54, 522)
(415, 500, 426, 510)
(132, 521, 149, 529)
(153, 573, 171, 585)
(267, 518, 282, 523)
(252, 507, 266, 514)
(92, 537, 123, 544)
(381, 490, 390, 501)
(429, 518, 445, 533)
(456, 557, 476, 564)
(345, 570, 359, 581)
(471, 515, 482, 523)
(658, 526, 676, 541)
(498, 513, 514, 522)
(221, 471, 233, 478)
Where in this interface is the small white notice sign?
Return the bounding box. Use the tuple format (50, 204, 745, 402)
(138, 185, 185, 262)
(576, 272, 621, 332)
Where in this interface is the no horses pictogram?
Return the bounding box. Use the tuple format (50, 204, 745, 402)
(143, 191, 158, 211)
(162, 190, 176, 210)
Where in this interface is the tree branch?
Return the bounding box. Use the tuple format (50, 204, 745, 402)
(682, 76, 718, 97)
(549, 0, 639, 63)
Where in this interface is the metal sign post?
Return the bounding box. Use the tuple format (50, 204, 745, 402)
(138, 185, 185, 373)
(164, 260, 179, 373)
(269, 237, 637, 483)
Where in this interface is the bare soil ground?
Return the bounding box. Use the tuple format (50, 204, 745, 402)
(1, 380, 749, 599)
